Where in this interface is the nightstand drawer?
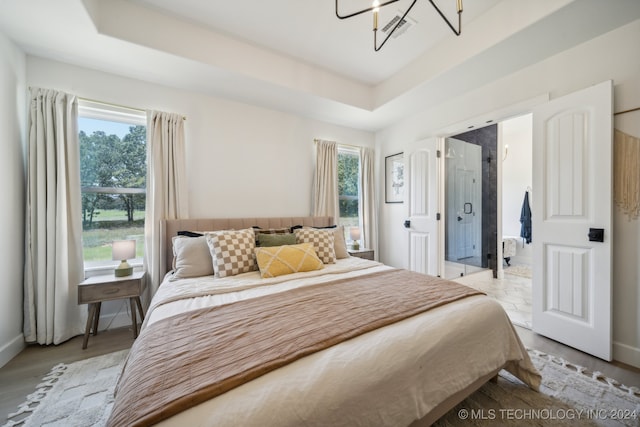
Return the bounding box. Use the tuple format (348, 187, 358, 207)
(79, 280, 140, 304)
(78, 272, 145, 305)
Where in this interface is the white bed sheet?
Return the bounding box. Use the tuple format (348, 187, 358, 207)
(144, 258, 539, 427)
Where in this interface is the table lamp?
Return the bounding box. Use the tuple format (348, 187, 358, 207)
(112, 239, 136, 277)
(350, 227, 361, 250)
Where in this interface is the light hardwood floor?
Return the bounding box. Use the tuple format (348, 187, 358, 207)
(1, 324, 639, 424)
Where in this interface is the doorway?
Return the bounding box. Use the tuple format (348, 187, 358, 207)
(441, 116, 534, 330)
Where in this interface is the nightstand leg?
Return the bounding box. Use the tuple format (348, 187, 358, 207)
(135, 296, 145, 321)
(83, 303, 96, 350)
(93, 302, 101, 336)
(130, 298, 138, 339)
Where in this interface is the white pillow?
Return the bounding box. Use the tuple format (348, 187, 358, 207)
(333, 226, 350, 259)
(171, 236, 214, 280)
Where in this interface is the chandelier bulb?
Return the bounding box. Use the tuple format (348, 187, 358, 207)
(373, 0, 380, 30)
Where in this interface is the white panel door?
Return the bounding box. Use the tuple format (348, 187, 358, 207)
(407, 138, 440, 276)
(532, 80, 612, 361)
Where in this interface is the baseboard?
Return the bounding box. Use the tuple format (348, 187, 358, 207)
(613, 340, 640, 369)
(0, 334, 26, 368)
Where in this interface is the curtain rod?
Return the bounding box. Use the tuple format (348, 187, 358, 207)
(79, 97, 187, 121)
(314, 139, 362, 150)
(615, 106, 640, 116)
(28, 88, 186, 120)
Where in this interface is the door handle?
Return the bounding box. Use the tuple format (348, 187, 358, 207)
(464, 202, 473, 214)
(588, 228, 604, 242)
(403, 220, 411, 229)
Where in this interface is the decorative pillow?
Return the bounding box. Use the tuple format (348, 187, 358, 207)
(205, 228, 257, 278)
(291, 224, 336, 232)
(255, 243, 324, 278)
(254, 227, 292, 246)
(294, 228, 336, 264)
(171, 235, 214, 280)
(333, 226, 350, 259)
(177, 230, 204, 237)
(253, 227, 291, 234)
(257, 233, 297, 247)
(294, 225, 349, 259)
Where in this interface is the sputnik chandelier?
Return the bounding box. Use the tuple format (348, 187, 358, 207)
(335, 0, 463, 51)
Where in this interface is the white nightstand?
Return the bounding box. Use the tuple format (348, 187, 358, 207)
(78, 271, 146, 349)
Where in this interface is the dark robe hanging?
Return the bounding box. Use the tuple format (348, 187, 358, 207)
(520, 191, 532, 244)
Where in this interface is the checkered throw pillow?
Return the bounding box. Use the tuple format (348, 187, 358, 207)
(205, 228, 257, 278)
(294, 228, 336, 264)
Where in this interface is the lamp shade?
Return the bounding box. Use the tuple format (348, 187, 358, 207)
(112, 239, 136, 261)
(350, 227, 361, 241)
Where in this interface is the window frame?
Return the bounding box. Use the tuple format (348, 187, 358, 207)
(78, 100, 147, 274)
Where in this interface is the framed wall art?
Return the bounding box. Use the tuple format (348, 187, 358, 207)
(385, 152, 404, 203)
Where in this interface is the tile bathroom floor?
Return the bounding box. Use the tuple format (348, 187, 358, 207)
(455, 265, 532, 329)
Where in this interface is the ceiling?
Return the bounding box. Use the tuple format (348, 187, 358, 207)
(1, 0, 640, 131)
(129, 0, 501, 85)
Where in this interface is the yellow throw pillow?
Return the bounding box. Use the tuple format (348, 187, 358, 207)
(255, 243, 324, 278)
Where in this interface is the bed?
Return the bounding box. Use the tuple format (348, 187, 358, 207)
(108, 216, 540, 427)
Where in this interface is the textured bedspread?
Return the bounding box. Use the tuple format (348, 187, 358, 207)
(108, 269, 483, 427)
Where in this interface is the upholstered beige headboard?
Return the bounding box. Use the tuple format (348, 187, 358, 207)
(160, 216, 334, 276)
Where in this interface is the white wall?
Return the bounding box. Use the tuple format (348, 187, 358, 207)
(0, 31, 26, 367)
(26, 56, 375, 331)
(27, 57, 375, 218)
(376, 19, 640, 367)
(501, 114, 532, 264)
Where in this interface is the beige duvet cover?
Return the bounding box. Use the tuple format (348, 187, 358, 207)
(127, 258, 540, 426)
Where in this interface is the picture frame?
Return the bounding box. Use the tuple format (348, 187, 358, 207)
(385, 152, 404, 203)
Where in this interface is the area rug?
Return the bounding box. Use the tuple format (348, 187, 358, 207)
(504, 264, 533, 279)
(435, 349, 640, 426)
(3, 349, 639, 427)
(2, 350, 128, 427)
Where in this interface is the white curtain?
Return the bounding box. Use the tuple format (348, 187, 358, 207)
(312, 140, 339, 220)
(360, 147, 378, 257)
(145, 111, 188, 297)
(23, 88, 86, 345)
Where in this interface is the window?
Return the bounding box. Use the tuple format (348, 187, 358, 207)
(337, 147, 361, 240)
(78, 101, 147, 269)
